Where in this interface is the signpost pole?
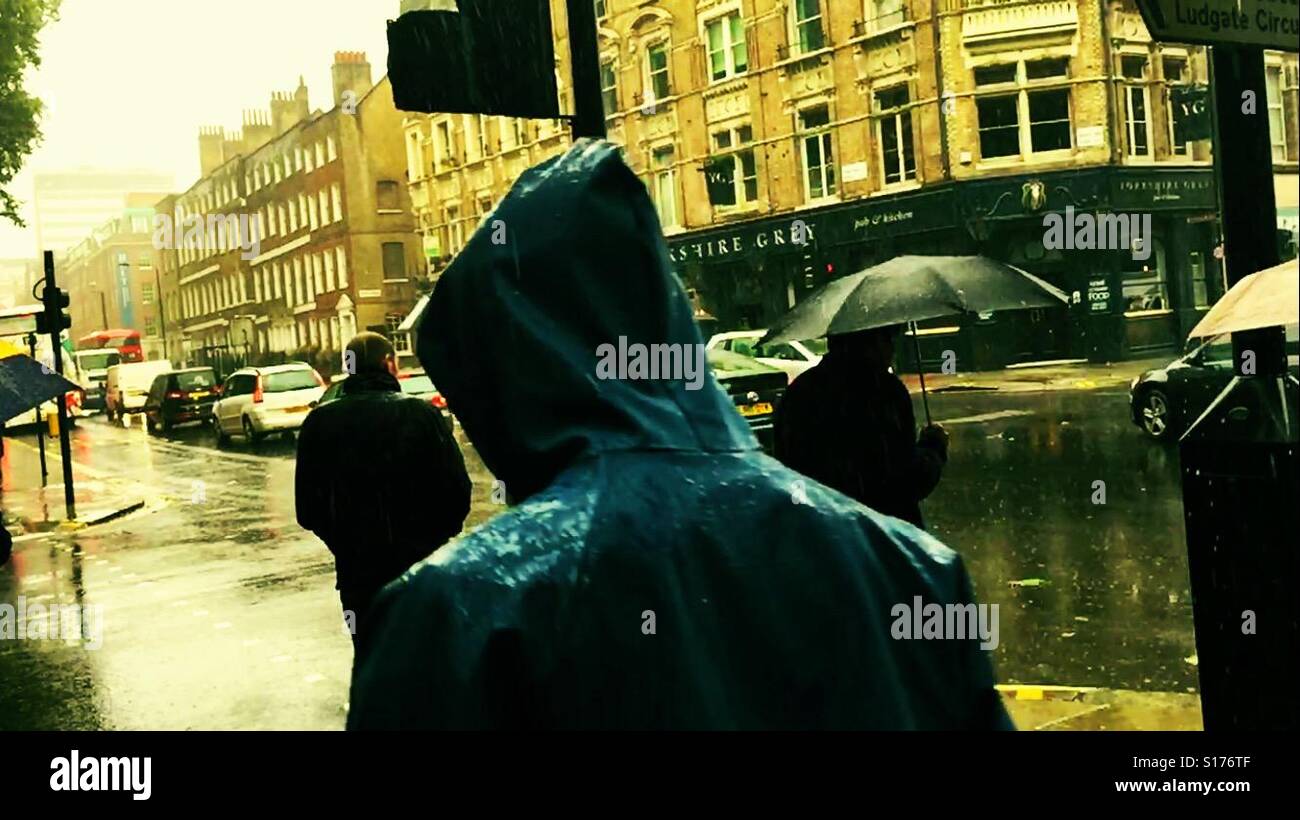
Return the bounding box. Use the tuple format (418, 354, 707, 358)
(42, 251, 76, 521)
(565, 0, 606, 139)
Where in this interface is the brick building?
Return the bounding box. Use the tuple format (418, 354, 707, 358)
(167, 53, 422, 376)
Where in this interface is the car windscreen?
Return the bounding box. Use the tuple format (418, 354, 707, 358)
(400, 375, 435, 394)
(176, 371, 216, 391)
(77, 352, 121, 370)
(263, 370, 320, 392)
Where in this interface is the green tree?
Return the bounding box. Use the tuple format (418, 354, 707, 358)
(0, 0, 61, 226)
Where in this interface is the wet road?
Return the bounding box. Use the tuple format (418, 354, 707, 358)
(0, 386, 1197, 729)
(920, 389, 1196, 695)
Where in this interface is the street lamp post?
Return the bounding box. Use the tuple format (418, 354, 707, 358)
(87, 282, 109, 330)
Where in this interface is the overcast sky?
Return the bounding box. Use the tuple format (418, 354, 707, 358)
(0, 0, 393, 258)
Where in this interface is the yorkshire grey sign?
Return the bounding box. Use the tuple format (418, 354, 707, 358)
(1136, 0, 1299, 51)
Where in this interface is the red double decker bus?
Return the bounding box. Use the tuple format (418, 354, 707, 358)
(77, 329, 143, 363)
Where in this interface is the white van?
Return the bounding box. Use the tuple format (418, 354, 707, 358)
(105, 360, 173, 421)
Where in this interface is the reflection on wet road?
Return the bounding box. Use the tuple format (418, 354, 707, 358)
(0, 387, 1197, 729)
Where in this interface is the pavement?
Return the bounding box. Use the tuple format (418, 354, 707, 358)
(999, 685, 1203, 731)
(2, 421, 150, 537)
(0, 360, 1211, 730)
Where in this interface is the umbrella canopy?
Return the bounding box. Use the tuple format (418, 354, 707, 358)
(760, 255, 1068, 346)
(0, 353, 82, 425)
(1188, 257, 1299, 339)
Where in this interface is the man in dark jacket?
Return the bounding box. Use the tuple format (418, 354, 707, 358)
(347, 141, 1010, 730)
(774, 326, 948, 529)
(295, 331, 471, 643)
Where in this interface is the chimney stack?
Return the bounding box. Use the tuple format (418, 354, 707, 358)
(332, 51, 373, 111)
(242, 109, 273, 154)
(198, 126, 226, 176)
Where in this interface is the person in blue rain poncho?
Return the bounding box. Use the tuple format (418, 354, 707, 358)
(347, 140, 1012, 730)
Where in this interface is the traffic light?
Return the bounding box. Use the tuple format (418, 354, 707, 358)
(35, 285, 71, 335)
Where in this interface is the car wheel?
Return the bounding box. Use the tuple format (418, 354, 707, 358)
(214, 416, 231, 446)
(1140, 388, 1174, 440)
(242, 416, 264, 445)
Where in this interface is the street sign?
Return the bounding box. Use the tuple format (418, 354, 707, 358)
(1135, 0, 1299, 51)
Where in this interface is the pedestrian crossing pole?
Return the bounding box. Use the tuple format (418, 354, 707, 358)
(40, 250, 75, 521)
(25, 332, 49, 486)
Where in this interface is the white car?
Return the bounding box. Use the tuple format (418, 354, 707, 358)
(212, 363, 325, 445)
(105, 360, 173, 420)
(706, 330, 827, 382)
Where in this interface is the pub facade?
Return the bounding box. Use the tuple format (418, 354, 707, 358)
(668, 166, 1224, 371)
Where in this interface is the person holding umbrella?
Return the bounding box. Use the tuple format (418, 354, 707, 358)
(775, 325, 948, 530)
(764, 255, 1068, 530)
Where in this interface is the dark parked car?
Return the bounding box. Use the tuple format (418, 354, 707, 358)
(144, 367, 221, 434)
(708, 348, 788, 452)
(1129, 326, 1299, 440)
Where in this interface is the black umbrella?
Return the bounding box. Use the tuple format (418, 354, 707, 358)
(760, 255, 1069, 422)
(0, 353, 82, 425)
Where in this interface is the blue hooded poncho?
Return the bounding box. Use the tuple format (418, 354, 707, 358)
(347, 140, 1012, 730)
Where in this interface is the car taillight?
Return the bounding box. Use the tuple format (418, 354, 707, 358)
(166, 390, 183, 399)
(431, 393, 447, 410)
(253, 375, 264, 403)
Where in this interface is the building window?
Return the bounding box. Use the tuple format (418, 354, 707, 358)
(145, 317, 157, 337)
(312, 254, 323, 295)
(141, 282, 154, 305)
(799, 105, 837, 201)
(709, 125, 758, 208)
(791, 0, 825, 55)
(594, 0, 606, 20)
(1266, 63, 1287, 163)
(324, 248, 336, 291)
(336, 246, 349, 289)
(383, 243, 407, 279)
(435, 120, 456, 169)
(318, 191, 330, 227)
(499, 116, 518, 151)
(975, 58, 1072, 160)
(1122, 56, 1152, 158)
(315, 141, 325, 167)
(1189, 251, 1211, 309)
(1122, 241, 1169, 315)
(332, 183, 344, 223)
(327, 136, 338, 162)
(1163, 56, 1192, 157)
(650, 146, 678, 228)
(705, 12, 748, 82)
(875, 85, 915, 185)
(645, 41, 671, 102)
(447, 205, 464, 254)
(308, 195, 319, 230)
(600, 57, 619, 115)
(870, 0, 905, 32)
(377, 180, 400, 211)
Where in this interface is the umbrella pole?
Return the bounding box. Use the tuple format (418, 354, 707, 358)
(909, 320, 932, 425)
